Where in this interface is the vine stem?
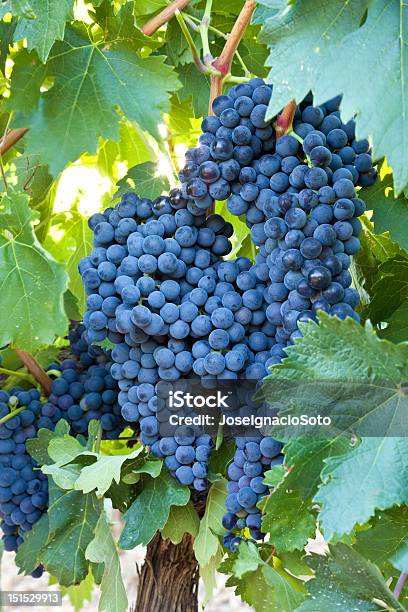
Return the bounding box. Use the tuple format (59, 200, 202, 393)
(141, 0, 192, 36)
(211, 0, 256, 77)
(175, 11, 209, 74)
(394, 571, 408, 600)
(15, 349, 52, 396)
(200, 0, 213, 64)
(0, 128, 29, 156)
(208, 0, 256, 115)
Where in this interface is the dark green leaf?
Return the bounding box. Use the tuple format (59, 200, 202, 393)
(0, 190, 68, 351)
(119, 470, 190, 548)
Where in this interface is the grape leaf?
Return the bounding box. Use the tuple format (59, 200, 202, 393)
(86, 513, 128, 612)
(261, 485, 316, 553)
(160, 502, 200, 544)
(119, 470, 190, 548)
(0, 0, 37, 18)
(50, 573, 94, 612)
(315, 0, 408, 195)
(193, 478, 227, 567)
(263, 1, 408, 193)
(13, 0, 74, 63)
(355, 507, 408, 573)
(74, 448, 146, 496)
(26, 420, 70, 465)
(260, 315, 408, 439)
(380, 303, 408, 343)
(22, 8, 180, 175)
(367, 258, 408, 324)
(45, 209, 93, 310)
(15, 512, 50, 574)
(298, 543, 403, 611)
(315, 437, 408, 541)
(354, 216, 406, 299)
(0, 190, 68, 351)
(176, 64, 210, 118)
(262, 0, 368, 117)
(221, 542, 305, 611)
(41, 482, 103, 585)
(363, 171, 408, 252)
(282, 437, 352, 500)
(115, 161, 170, 201)
(133, 0, 167, 16)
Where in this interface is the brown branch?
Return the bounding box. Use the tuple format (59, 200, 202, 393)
(208, 74, 223, 116)
(142, 0, 192, 36)
(15, 349, 52, 396)
(275, 99, 297, 140)
(0, 128, 29, 156)
(212, 0, 256, 76)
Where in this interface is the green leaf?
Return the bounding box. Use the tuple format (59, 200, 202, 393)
(261, 485, 316, 553)
(354, 216, 405, 301)
(133, 0, 167, 16)
(160, 502, 199, 544)
(193, 479, 227, 567)
(53, 573, 94, 612)
(119, 470, 190, 548)
(86, 513, 128, 612)
(262, 0, 367, 118)
(368, 256, 408, 321)
(41, 482, 103, 585)
(26, 420, 70, 465)
(43, 462, 82, 490)
(282, 437, 351, 500)
(13, 0, 74, 63)
(315, 437, 408, 541)
(74, 448, 145, 496)
(355, 507, 408, 573)
(15, 512, 50, 575)
(222, 542, 305, 611)
(298, 543, 403, 611)
(381, 302, 408, 343)
(0, 190, 68, 350)
(115, 161, 170, 201)
(6, 49, 46, 113)
(23, 11, 180, 175)
(363, 170, 408, 252)
(176, 64, 210, 118)
(260, 315, 408, 439)
(0, 0, 37, 18)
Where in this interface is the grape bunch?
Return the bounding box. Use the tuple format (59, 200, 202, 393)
(44, 325, 124, 439)
(181, 81, 377, 545)
(0, 387, 60, 578)
(223, 436, 283, 549)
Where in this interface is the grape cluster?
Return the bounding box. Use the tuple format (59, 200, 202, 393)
(0, 387, 60, 578)
(44, 325, 124, 439)
(223, 436, 283, 549)
(180, 82, 377, 546)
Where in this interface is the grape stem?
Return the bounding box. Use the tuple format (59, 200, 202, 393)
(141, 0, 192, 36)
(208, 0, 256, 115)
(175, 11, 214, 74)
(15, 349, 52, 396)
(275, 99, 297, 140)
(0, 366, 35, 382)
(0, 405, 26, 426)
(394, 571, 408, 599)
(200, 0, 213, 65)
